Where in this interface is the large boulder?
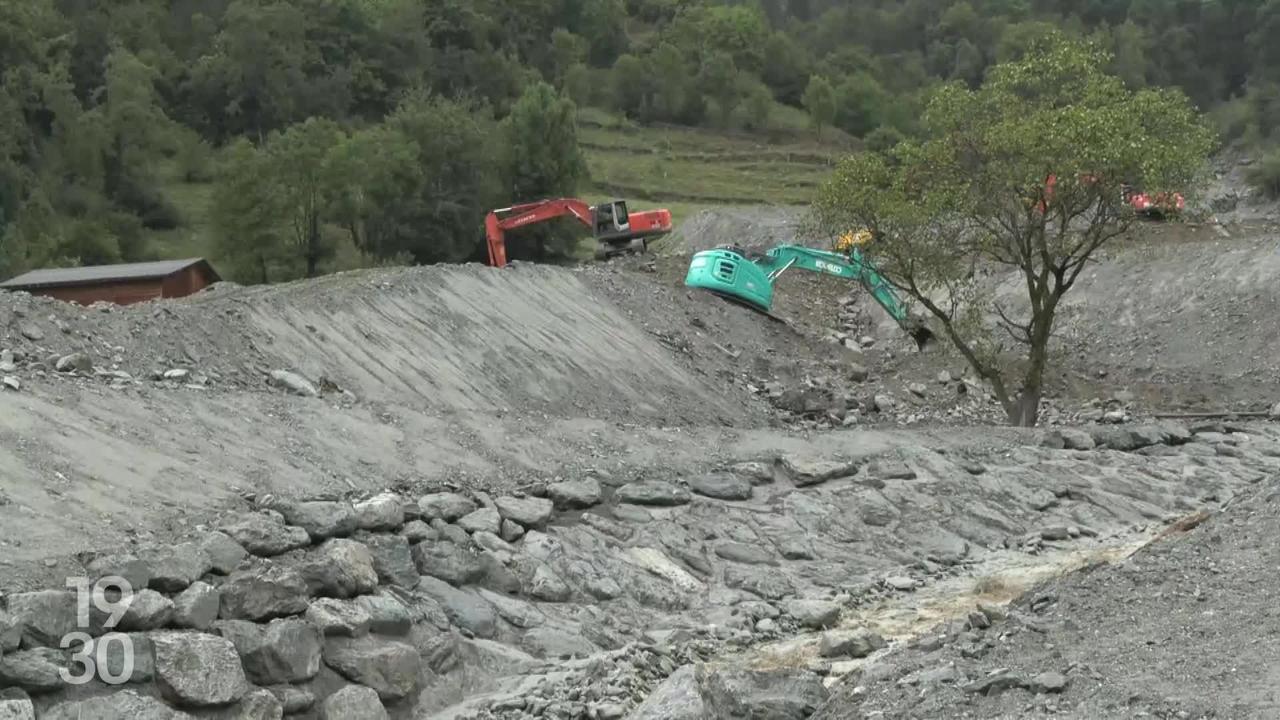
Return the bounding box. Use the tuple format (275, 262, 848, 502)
(218, 513, 311, 557)
(277, 501, 358, 542)
(785, 599, 842, 629)
(219, 565, 311, 621)
(411, 540, 485, 586)
(688, 474, 753, 501)
(86, 553, 152, 593)
(0, 648, 66, 693)
(818, 628, 887, 659)
(355, 493, 406, 531)
(306, 598, 373, 638)
(357, 593, 413, 636)
(323, 636, 421, 701)
(321, 685, 388, 720)
(0, 695, 34, 720)
(359, 534, 418, 589)
(42, 690, 194, 720)
(699, 666, 829, 719)
(7, 591, 76, 648)
(777, 456, 858, 487)
(415, 577, 498, 638)
(216, 618, 322, 685)
(457, 508, 502, 535)
(296, 539, 379, 599)
(139, 542, 213, 593)
(118, 589, 175, 631)
(226, 689, 284, 720)
(546, 479, 602, 510)
(417, 493, 477, 522)
(617, 481, 691, 506)
(152, 631, 249, 708)
(494, 496, 554, 529)
(628, 665, 705, 720)
(173, 582, 221, 631)
(200, 532, 249, 575)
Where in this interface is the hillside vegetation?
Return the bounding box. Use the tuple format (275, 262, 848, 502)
(1, 0, 1276, 284)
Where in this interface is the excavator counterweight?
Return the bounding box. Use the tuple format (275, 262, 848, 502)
(484, 198, 672, 267)
(685, 243, 934, 349)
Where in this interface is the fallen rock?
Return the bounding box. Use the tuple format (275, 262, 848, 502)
(417, 493, 477, 522)
(729, 461, 775, 485)
(1, 377, 17, 392)
(724, 567, 793, 600)
(41, 690, 193, 720)
(495, 496, 554, 528)
(520, 625, 599, 659)
(55, 353, 92, 374)
(411, 540, 485, 586)
(500, 519, 525, 543)
(0, 648, 66, 692)
(228, 688, 284, 720)
(139, 542, 213, 593)
(1028, 670, 1069, 694)
(219, 565, 311, 621)
(306, 598, 372, 637)
(778, 456, 858, 487)
(19, 323, 43, 342)
(688, 473, 753, 501)
(458, 508, 502, 535)
(546, 479, 602, 509)
(0, 695, 34, 719)
(627, 664, 705, 720)
(119, 589, 175, 631)
(216, 618, 322, 685)
(527, 564, 573, 602)
(415, 577, 498, 638)
(1043, 428, 1097, 451)
(278, 501, 358, 541)
(8, 590, 77, 648)
(200, 532, 249, 574)
(297, 539, 379, 599)
(268, 370, 318, 397)
(360, 534, 419, 589)
(963, 670, 1026, 696)
(90, 632, 154, 684)
(323, 635, 421, 701)
(714, 542, 775, 565)
(617, 481, 692, 506)
(218, 513, 311, 557)
(699, 665, 829, 719)
(152, 631, 249, 707)
(785, 599, 842, 629)
(269, 686, 315, 714)
(818, 629, 886, 658)
(86, 554, 152, 596)
(355, 492, 406, 531)
(322, 684, 388, 720)
(867, 458, 916, 481)
(356, 593, 412, 636)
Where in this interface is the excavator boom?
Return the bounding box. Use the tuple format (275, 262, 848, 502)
(684, 243, 933, 348)
(484, 198, 672, 267)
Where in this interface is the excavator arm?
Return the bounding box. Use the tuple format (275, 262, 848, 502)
(484, 197, 673, 267)
(684, 243, 934, 349)
(484, 198, 594, 267)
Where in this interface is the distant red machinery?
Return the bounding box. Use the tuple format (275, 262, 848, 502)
(1042, 174, 1184, 218)
(483, 198, 674, 267)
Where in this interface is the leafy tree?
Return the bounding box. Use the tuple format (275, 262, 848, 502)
(611, 54, 649, 117)
(835, 72, 889, 137)
(502, 81, 587, 259)
(212, 139, 289, 284)
(802, 75, 837, 138)
(267, 118, 347, 278)
(386, 92, 504, 263)
(699, 51, 741, 127)
(741, 80, 774, 132)
(326, 124, 424, 260)
(808, 35, 1215, 427)
(551, 29, 589, 86)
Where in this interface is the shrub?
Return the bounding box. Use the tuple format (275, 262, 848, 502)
(1246, 150, 1280, 200)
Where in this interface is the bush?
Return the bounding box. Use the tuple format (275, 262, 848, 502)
(1246, 150, 1280, 200)
(864, 125, 905, 153)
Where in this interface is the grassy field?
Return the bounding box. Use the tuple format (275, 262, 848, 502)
(144, 106, 847, 271)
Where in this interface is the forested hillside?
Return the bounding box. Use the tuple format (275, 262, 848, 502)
(2, 0, 1275, 284)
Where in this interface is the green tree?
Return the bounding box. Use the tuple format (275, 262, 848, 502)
(212, 139, 289, 284)
(551, 28, 588, 86)
(611, 54, 649, 118)
(699, 51, 741, 128)
(835, 72, 889, 137)
(268, 118, 346, 278)
(502, 81, 587, 259)
(387, 92, 503, 263)
(808, 35, 1215, 427)
(802, 75, 837, 138)
(741, 79, 774, 132)
(325, 123, 423, 262)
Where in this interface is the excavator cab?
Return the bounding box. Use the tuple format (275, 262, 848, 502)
(592, 200, 632, 241)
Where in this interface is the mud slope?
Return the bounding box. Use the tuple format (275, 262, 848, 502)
(0, 263, 754, 425)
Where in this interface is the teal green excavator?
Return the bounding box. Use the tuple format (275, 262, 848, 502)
(684, 243, 934, 349)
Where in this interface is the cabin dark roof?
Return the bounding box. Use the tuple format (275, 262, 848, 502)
(0, 259, 219, 290)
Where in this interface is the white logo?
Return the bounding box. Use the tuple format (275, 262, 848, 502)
(60, 576, 136, 685)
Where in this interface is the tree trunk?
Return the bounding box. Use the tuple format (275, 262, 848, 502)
(1006, 388, 1042, 427)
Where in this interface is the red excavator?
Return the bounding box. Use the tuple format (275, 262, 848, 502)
(483, 198, 673, 267)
